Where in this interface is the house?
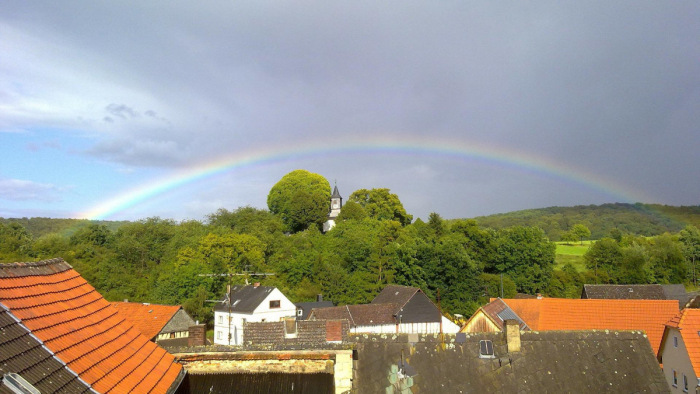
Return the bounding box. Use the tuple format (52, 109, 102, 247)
(295, 294, 333, 320)
(353, 322, 669, 392)
(461, 297, 679, 355)
(371, 284, 460, 333)
(111, 301, 196, 345)
(323, 184, 343, 232)
(582, 284, 698, 308)
(658, 309, 700, 392)
(213, 283, 296, 345)
(309, 285, 460, 334)
(0, 258, 184, 393)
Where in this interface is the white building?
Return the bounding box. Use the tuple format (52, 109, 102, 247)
(322, 185, 342, 232)
(213, 284, 296, 345)
(658, 308, 700, 392)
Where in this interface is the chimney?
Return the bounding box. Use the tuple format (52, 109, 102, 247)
(536, 293, 543, 299)
(254, 282, 260, 288)
(124, 299, 128, 303)
(504, 319, 521, 353)
(317, 294, 323, 302)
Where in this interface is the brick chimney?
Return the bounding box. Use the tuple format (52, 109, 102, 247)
(188, 324, 206, 347)
(253, 282, 260, 288)
(504, 319, 521, 353)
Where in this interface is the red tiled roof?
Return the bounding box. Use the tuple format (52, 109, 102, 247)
(664, 309, 700, 374)
(0, 258, 183, 393)
(497, 298, 679, 354)
(111, 302, 181, 340)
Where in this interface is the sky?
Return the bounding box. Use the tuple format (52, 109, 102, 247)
(1, 1, 699, 222)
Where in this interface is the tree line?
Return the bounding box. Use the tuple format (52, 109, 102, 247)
(0, 170, 698, 325)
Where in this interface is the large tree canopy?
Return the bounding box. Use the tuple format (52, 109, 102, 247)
(267, 170, 331, 233)
(348, 188, 413, 225)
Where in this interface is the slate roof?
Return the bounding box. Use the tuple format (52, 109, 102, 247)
(660, 309, 700, 373)
(0, 302, 93, 394)
(353, 331, 669, 393)
(371, 285, 419, 314)
(213, 285, 277, 314)
(0, 258, 184, 394)
(582, 284, 667, 299)
(111, 302, 182, 340)
(309, 303, 399, 326)
(295, 301, 334, 320)
(331, 185, 342, 199)
(491, 297, 679, 354)
(477, 298, 530, 331)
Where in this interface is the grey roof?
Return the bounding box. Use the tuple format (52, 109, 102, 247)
(295, 301, 334, 320)
(371, 285, 419, 313)
(479, 298, 530, 331)
(331, 185, 342, 199)
(353, 331, 669, 393)
(214, 285, 278, 313)
(310, 303, 399, 326)
(0, 303, 93, 394)
(582, 284, 667, 300)
(161, 308, 196, 334)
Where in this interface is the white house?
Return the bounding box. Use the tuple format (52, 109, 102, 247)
(213, 283, 296, 345)
(658, 308, 700, 392)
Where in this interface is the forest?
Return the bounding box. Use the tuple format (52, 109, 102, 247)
(1, 170, 699, 325)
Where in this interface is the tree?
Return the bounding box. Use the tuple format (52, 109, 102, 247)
(348, 188, 413, 225)
(584, 238, 622, 283)
(487, 226, 556, 294)
(336, 201, 367, 222)
(570, 224, 591, 245)
(267, 170, 331, 232)
(680, 226, 700, 287)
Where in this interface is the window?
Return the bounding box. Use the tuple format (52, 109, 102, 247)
(269, 300, 281, 309)
(218, 315, 223, 324)
(674, 336, 679, 347)
(297, 308, 303, 316)
(479, 340, 494, 358)
(673, 370, 678, 387)
(216, 331, 222, 340)
(683, 374, 688, 392)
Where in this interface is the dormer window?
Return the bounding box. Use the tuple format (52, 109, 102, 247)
(270, 300, 281, 309)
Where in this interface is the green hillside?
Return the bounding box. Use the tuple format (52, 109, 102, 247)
(472, 203, 700, 241)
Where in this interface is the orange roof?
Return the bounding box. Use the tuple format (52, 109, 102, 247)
(111, 301, 181, 340)
(500, 297, 679, 354)
(0, 259, 184, 393)
(664, 309, 700, 374)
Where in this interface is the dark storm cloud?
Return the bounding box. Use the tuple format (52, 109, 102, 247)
(1, 1, 698, 219)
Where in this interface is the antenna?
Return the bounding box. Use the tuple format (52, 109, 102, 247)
(199, 267, 275, 346)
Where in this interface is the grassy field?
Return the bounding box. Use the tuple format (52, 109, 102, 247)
(554, 241, 592, 272)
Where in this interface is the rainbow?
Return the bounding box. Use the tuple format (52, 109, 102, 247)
(80, 137, 650, 220)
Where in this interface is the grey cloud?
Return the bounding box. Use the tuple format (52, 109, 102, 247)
(105, 104, 139, 119)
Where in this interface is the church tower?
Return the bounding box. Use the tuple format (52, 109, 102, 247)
(323, 184, 342, 232)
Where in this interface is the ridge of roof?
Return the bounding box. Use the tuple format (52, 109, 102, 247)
(0, 258, 73, 278)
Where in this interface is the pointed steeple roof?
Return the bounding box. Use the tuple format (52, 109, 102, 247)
(331, 185, 342, 199)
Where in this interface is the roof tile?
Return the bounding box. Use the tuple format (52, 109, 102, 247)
(0, 258, 183, 393)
